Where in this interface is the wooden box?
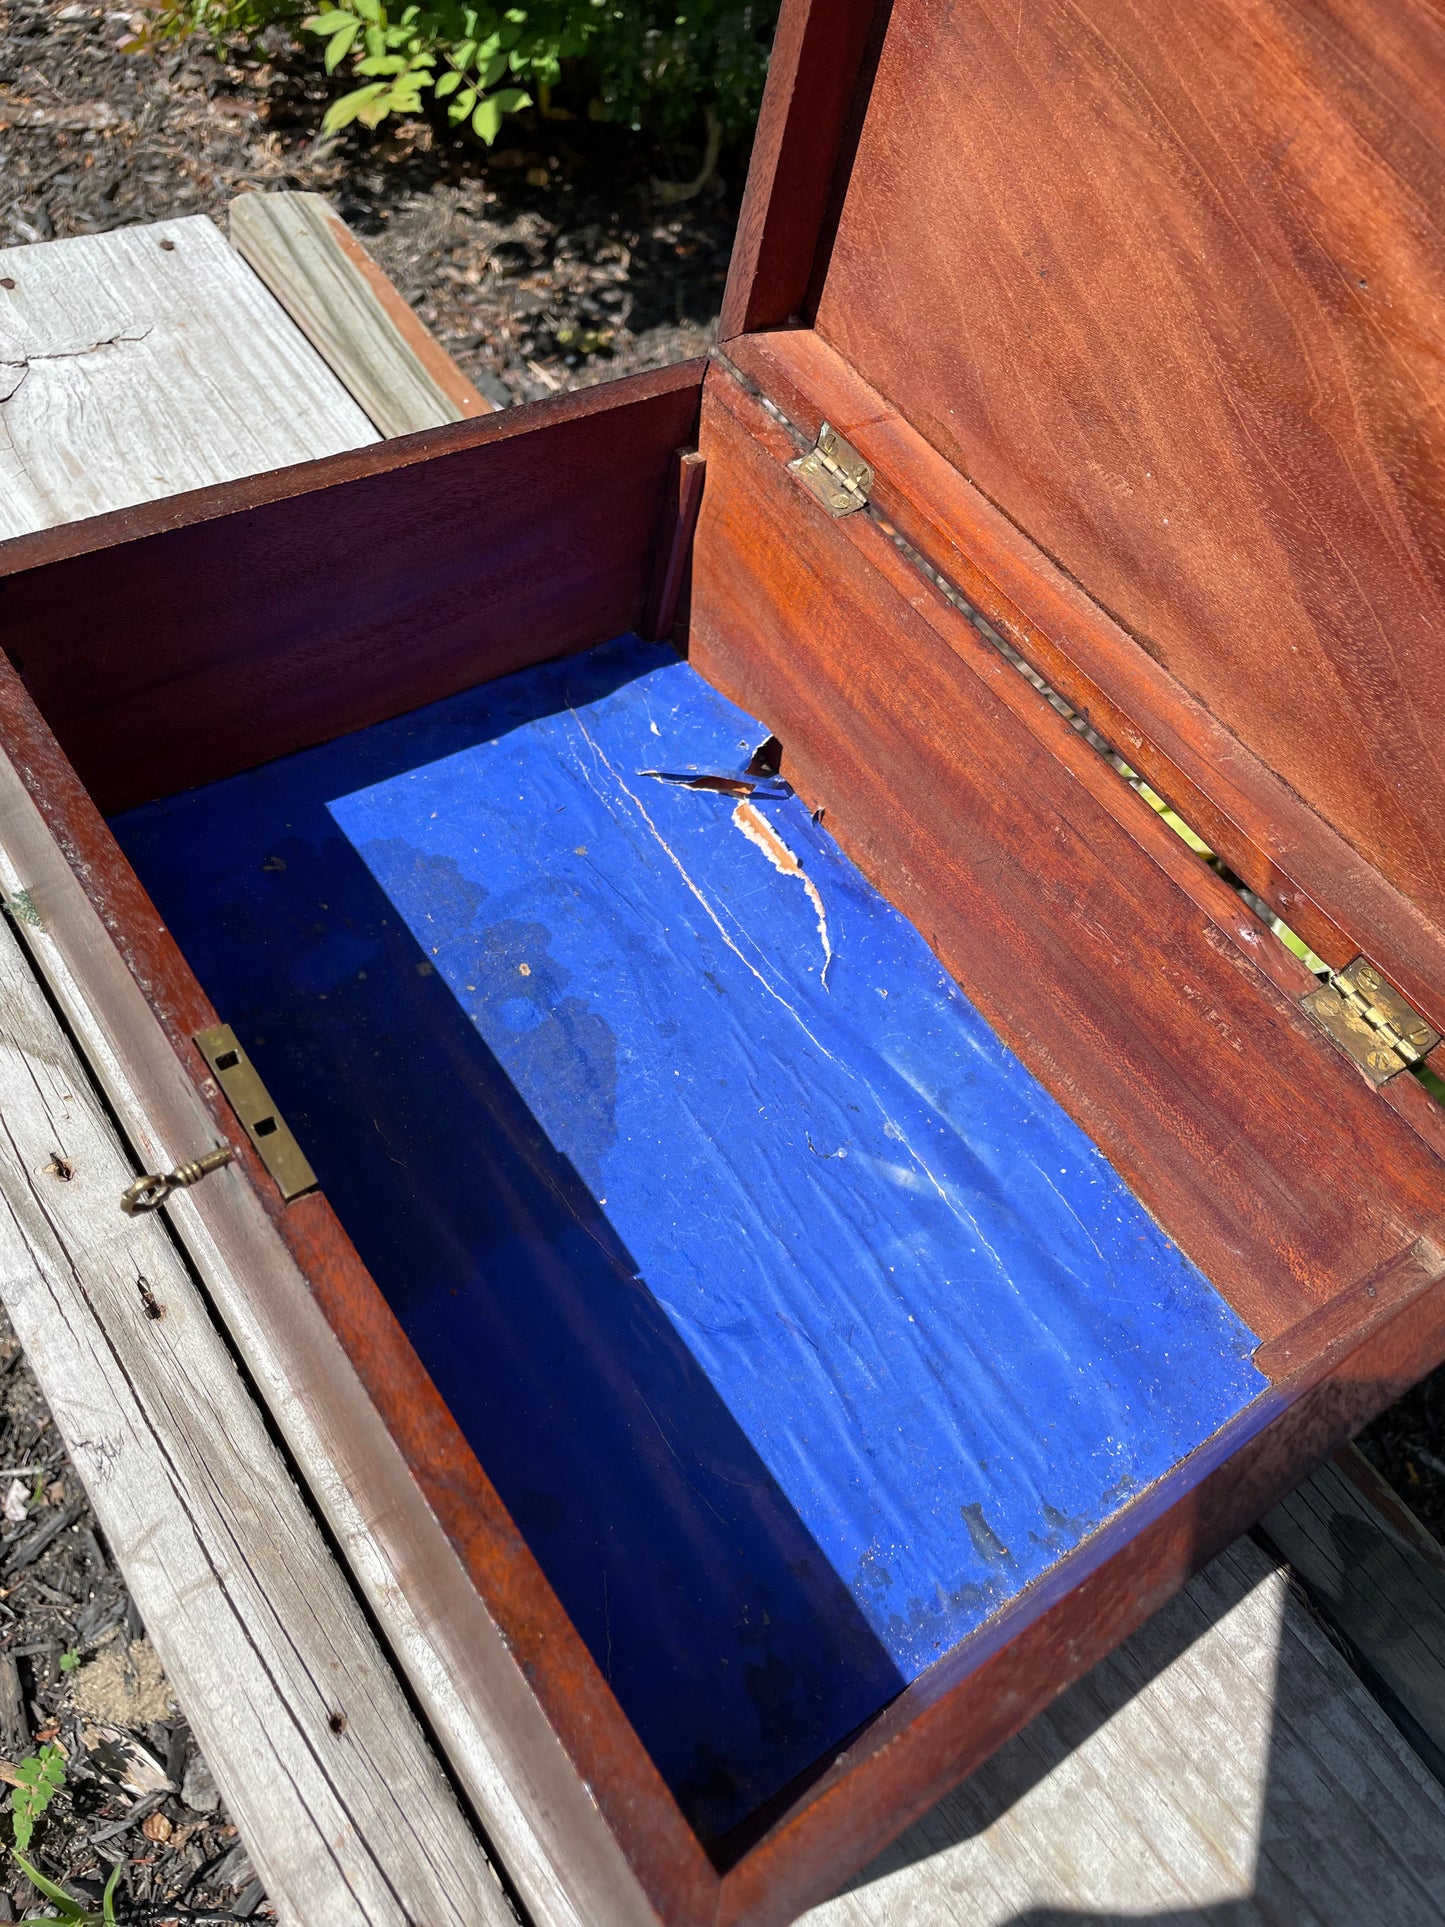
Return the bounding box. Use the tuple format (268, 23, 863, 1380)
(3, 4, 1445, 1921)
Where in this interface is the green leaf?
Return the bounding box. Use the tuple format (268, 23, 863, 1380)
(471, 92, 503, 141)
(452, 35, 475, 66)
(323, 17, 359, 70)
(434, 67, 461, 93)
(10, 1741, 65, 1854)
(356, 51, 406, 71)
(58, 1649, 79, 1673)
(303, 7, 355, 28)
(320, 79, 387, 130)
(11, 1850, 86, 1918)
(356, 86, 395, 124)
(489, 85, 530, 111)
(477, 49, 507, 85)
(102, 1863, 122, 1927)
(363, 23, 384, 54)
(351, 0, 381, 21)
(446, 84, 476, 119)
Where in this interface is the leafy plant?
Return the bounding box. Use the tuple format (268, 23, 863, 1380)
(10, 1741, 65, 1854)
(588, 2, 778, 144)
(303, 0, 578, 138)
(128, 0, 778, 151)
(8, 1741, 124, 1923)
(12, 1854, 122, 1924)
(58, 1649, 81, 1674)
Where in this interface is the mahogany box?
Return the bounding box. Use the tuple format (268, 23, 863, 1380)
(2, 3, 1444, 1922)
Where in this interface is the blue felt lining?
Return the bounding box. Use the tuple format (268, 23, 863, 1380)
(112, 634, 1265, 1839)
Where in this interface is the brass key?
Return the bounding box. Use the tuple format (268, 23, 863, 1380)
(120, 1146, 233, 1216)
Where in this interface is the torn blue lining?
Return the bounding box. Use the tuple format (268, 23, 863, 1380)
(111, 634, 1265, 1840)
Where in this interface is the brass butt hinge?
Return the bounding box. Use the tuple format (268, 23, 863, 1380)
(787, 422, 873, 517)
(1303, 957, 1440, 1086)
(195, 1023, 317, 1201)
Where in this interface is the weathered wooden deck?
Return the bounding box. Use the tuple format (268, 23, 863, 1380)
(1, 206, 1443, 1927)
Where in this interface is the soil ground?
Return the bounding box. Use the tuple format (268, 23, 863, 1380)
(1, 0, 1444, 1911)
(0, 1309, 269, 1921)
(0, 0, 737, 405)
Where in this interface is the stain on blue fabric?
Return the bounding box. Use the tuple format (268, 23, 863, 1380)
(111, 634, 1266, 1841)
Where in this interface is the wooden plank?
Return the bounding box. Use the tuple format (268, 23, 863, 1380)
(809, 0, 1445, 947)
(0, 681, 672, 1927)
(0, 908, 510, 1927)
(806, 1535, 1445, 1925)
(717, 0, 883, 340)
(229, 192, 490, 437)
(0, 216, 377, 538)
(1262, 1444, 1445, 1772)
(0, 361, 704, 815)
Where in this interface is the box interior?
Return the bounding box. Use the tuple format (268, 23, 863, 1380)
(109, 630, 1267, 1843)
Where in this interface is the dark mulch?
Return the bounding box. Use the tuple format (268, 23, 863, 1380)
(1359, 1381, 1445, 1546)
(0, 0, 738, 406)
(0, 1311, 269, 1922)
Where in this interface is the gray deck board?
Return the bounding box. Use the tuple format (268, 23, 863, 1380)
(0, 899, 510, 1927)
(0, 215, 376, 538)
(809, 1534, 1445, 1926)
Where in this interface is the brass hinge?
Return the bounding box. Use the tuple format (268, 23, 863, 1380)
(787, 422, 873, 517)
(1303, 957, 1440, 1086)
(195, 1023, 317, 1200)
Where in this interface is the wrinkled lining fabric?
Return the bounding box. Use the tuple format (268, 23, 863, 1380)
(113, 633, 1265, 1842)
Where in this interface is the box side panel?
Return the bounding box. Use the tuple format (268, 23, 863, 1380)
(0, 363, 702, 814)
(689, 366, 1445, 1348)
(725, 326, 1445, 1048)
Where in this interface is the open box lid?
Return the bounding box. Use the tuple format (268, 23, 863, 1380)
(719, 0, 1445, 1033)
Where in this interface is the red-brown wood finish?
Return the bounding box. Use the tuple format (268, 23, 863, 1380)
(689, 366, 1445, 1352)
(0, 363, 702, 814)
(641, 449, 707, 642)
(717, 0, 886, 340)
(3, 354, 1445, 1925)
(0, 621, 719, 1927)
(807, 0, 1445, 947)
(714, 1272, 1445, 1925)
(724, 327, 1445, 1045)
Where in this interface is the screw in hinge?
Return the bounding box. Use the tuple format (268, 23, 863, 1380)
(1303, 957, 1440, 1085)
(120, 1145, 233, 1216)
(787, 422, 873, 517)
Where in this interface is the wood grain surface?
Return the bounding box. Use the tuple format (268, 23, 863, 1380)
(717, 0, 884, 340)
(0, 698, 675, 1927)
(806, 1534, 1445, 1926)
(691, 365, 1445, 1350)
(229, 191, 490, 435)
(0, 360, 703, 813)
(0, 216, 376, 537)
(0, 909, 510, 1927)
(810, 0, 1445, 945)
(723, 327, 1445, 1048)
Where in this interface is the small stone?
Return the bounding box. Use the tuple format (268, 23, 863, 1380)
(181, 1748, 220, 1814)
(142, 1810, 172, 1843)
